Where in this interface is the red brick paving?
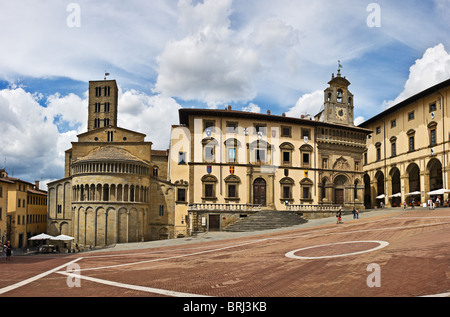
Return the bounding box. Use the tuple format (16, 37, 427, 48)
(2, 208, 450, 297)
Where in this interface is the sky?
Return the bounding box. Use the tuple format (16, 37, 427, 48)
(0, 0, 449, 188)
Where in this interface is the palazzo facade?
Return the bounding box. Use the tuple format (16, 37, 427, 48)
(360, 78, 450, 208)
(168, 70, 371, 234)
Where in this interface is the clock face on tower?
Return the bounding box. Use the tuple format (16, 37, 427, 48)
(335, 106, 347, 121)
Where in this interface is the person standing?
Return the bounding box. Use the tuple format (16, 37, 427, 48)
(4, 241, 12, 261)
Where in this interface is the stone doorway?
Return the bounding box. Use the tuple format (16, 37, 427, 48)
(253, 178, 267, 206)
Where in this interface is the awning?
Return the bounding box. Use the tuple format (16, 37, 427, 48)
(427, 189, 450, 195)
(51, 234, 75, 241)
(376, 194, 385, 199)
(389, 193, 401, 198)
(29, 233, 54, 240)
(405, 191, 421, 196)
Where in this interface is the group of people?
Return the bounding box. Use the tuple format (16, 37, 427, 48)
(336, 207, 360, 224)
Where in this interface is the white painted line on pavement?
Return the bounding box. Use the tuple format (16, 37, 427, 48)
(57, 271, 210, 297)
(0, 257, 83, 295)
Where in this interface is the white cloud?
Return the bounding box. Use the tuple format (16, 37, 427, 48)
(154, 0, 260, 107)
(118, 90, 182, 150)
(286, 90, 323, 118)
(354, 116, 365, 126)
(382, 43, 450, 109)
(0, 87, 63, 181)
(241, 103, 261, 113)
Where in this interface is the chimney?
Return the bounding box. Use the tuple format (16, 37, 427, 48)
(227, 105, 232, 110)
(267, 110, 271, 115)
(35, 180, 40, 190)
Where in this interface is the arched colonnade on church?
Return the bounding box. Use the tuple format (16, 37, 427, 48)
(71, 205, 149, 247)
(72, 183, 150, 203)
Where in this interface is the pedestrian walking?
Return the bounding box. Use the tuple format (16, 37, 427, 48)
(403, 201, 406, 209)
(356, 209, 359, 219)
(4, 241, 12, 261)
(336, 208, 343, 224)
(352, 207, 356, 219)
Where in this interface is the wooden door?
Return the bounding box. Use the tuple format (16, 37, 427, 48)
(253, 178, 267, 206)
(335, 189, 344, 206)
(209, 215, 220, 232)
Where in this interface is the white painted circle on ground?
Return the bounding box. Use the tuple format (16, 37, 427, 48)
(285, 240, 389, 260)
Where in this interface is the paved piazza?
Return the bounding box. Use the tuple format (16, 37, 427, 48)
(1, 207, 450, 298)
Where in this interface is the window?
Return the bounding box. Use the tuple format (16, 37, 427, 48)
(255, 149, 265, 163)
(204, 146, 214, 162)
(228, 184, 237, 198)
(408, 111, 415, 121)
(204, 120, 214, 130)
(280, 142, 294, 166)
(302, 187, 310, 200)
(202, 175, 217, 200)
(375, 143, 382, 161)
(228, 148, 236, 162)
(391, 119, 396, 128)
(429, 102, 436, 112)
(280, 177, 294, 202)
(391, 142, 396, 157)
(407, 129, 415, 152)
(226, 122, 238, 134)
(107, 131, 114, 142)
(282, 186, 292, 199)
(283, 151, 290, 165)
(300, 178, 313, 201)
(301, 129, 310, 140)
(152, 166, 159, 177)
(303, 153, 310, 166)
(409, 136, 415, 152)
(105, 102, 110, 112)
(376, 126, 381, 134)
(177, 188, 186, 202)
(430, 129, 436, 146)
(281, 126, 292, 138)
(300, 144, 313, 167)
(178, 152, 186, 164)
(355, 161, 360, 171)
(254, 124, 266, 136)
(364, 153, 368, 165)
(159, 205, 164, 216)
(225, 175, 240, 201)
(204, 184, 214, 198)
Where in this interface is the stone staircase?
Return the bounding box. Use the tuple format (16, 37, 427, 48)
(224, 210, 308, 232)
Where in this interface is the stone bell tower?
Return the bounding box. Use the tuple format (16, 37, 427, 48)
(87, 79, 119, 131)
(321, 65, 355, 126)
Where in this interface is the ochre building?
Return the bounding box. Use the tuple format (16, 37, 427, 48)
(0, 169, 47, 248)
(359, 78, 450, 208)
(168, 70, 371, 234)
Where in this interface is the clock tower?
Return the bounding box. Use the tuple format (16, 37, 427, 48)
(320, 67, 354, 126)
